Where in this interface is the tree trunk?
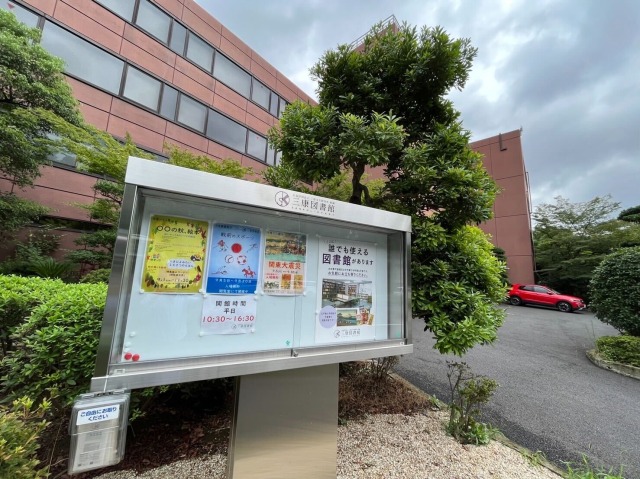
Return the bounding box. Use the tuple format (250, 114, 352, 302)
(349, 163, 365, 205)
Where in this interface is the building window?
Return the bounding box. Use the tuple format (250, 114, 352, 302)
(159, 85, 179, 120)
(123, 66, 162, 110)
(275, 151, 282, 166)
(135, 0, 171, 44)
(2, 1, 39, 27)
(213, 53, 251, 98)
(206, 109, 247, 153)
(246, 131, 267, 161)
(177, 94, 207, 132)
(269, 91, 279, 117)
(251, 79, 270, 110)
(94, 0, 135, 22)
(41, 21, 124, 95)
(278, 97, 288, 118)
(169, 21, 187, 55)
(186, 32, 214, 72)
(88, 0, 292, 120)
(266, 145, 276, 166)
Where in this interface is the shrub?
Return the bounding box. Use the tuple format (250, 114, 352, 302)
(1, 280, 107, 408)
(79, 268, 111, 284)
(446, 361, 498, 445)
(28, 257, 75, 281)
(589, 246, 640, 336)
(596, 335, 640, 368)
(0, 275, 65, 357)
(0, 396, 51, 479)
(368, 356, 399, 381)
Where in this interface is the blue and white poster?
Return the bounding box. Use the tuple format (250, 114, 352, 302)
(206, 224, 261, 294)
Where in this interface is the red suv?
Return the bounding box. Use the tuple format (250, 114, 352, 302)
(508, 284, 586, 313)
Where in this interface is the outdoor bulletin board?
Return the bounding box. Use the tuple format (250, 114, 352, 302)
(90, 157, 413, 391)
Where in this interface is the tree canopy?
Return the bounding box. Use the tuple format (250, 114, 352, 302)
(0, 10, 83, 240)
(268, 22, 505, 355)
(532, 195, 620, 235)
(533, 195, 640, 300)
(0, 10, 81, 186)
(619, 205, 640, 224)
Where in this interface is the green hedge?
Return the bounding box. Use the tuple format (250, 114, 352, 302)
(590, 246, 640, 336)
(596, 335, 640, 368)
(0, 275, 107, 407)
(0, 275, 67, 357)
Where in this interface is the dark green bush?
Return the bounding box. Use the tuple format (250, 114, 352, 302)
(596, 335, 640, 368)
(28, 257, 75, 280)
(1, 279, 107, 407)
(0, 275, 66, 357)
(590, 246, 640, 336)
(79, 268, 111, 284)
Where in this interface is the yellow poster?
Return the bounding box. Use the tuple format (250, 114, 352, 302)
(141, 216, 208, 293)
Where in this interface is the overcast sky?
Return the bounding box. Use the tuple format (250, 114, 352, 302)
(198, 0, 640, 212)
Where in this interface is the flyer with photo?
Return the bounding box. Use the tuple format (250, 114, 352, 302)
(315, 237, 376, 343)
(141, 216, 208, 293)
(262, 230, 307, 295)
(206, 224, 261, 294)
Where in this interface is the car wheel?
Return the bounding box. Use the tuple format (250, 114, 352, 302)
(557, 301, 572, 313)
(509, 296, 522, 306)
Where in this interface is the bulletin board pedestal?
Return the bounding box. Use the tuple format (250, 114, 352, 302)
(227, 364, 339, 478)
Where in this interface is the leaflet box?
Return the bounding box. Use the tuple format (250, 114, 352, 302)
(68, 390, 130, 475)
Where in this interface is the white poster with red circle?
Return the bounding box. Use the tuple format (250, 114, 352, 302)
(206, 223, 261, 294)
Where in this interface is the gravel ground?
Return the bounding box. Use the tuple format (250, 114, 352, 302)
(94, 410, 561, 479)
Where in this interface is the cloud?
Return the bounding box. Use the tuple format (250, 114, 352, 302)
(197, 0, 640, 210)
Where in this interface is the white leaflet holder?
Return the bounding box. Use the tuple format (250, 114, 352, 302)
(68, 390, 130, 475)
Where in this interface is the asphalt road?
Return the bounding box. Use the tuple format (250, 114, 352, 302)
(396, 305, 640, 478)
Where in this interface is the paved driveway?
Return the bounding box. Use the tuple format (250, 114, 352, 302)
(397, 306, 640, 477)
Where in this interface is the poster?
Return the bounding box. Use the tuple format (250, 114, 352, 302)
(315, 237, 376, 343)
(262, 230, 307, 295)
(206, 223, 261, 294)
(141, 216, 208, 293)
(200, 295, 257, 335)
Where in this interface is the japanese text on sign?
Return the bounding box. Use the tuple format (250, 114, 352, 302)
(201, 295, 257, 335)
(76, 405, 120, 425)
(141, 216, 207, 293)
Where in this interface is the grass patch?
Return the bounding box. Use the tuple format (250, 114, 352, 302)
(564, 455, 626, 478)
(596, 336, 640, 368)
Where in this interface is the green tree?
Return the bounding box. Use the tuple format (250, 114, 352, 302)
(269, 104, 405, 205)
(43, 117, 254, 270)
(387, 127, 504, 354)
(590, 246, 640, 336)
(533, 195, 620, 235)
(269, 22, 504, 355)
(619, 205, 640, 224)
(533, 196, 640, 299)
(0, 10, 82, 238)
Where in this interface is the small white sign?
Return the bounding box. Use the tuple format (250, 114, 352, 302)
(76, 404, 121, 426)
(201, 295, 257, 335)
